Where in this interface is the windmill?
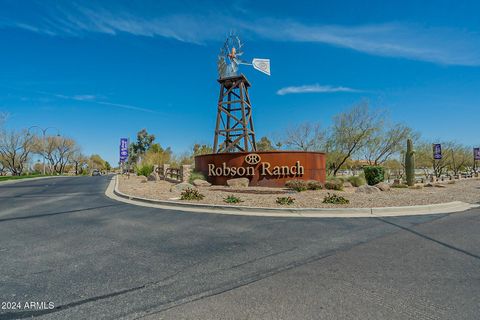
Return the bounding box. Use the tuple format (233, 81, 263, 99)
(213, 33, 270, 153)
(217, 33, 271, 78)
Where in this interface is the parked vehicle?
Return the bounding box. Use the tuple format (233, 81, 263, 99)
(92, 169, 101, 176)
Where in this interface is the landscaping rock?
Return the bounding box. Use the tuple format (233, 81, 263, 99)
(392, 179, 402, 186)
(424, 183, 434, 187)
(147, 172, 160, 182)
(226, 177, 250, 188)
(434, 184, 446, 188)
(355, 185, 381, 194)
(138, 176, 148, 183)
(343, 181, 353, 188)
(409, 184, 424, 189)
(193, 179, 211, 187)
(171, 182, 196, 193)
(374, 182, 390, 191)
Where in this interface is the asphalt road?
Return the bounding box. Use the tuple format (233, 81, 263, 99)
(0, 176, 479, 320)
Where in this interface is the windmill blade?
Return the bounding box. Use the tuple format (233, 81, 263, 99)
(252, 58, 271, 76)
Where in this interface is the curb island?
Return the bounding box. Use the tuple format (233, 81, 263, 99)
(106, 176, 479, 218)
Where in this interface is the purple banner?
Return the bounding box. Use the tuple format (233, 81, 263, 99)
(119, 138, 128, 162)
(433, 143, 442, 160)
(474, 147, 480, 161)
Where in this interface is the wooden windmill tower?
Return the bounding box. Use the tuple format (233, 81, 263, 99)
(213, 34, 270, 153)
(214, 74, 255, 153)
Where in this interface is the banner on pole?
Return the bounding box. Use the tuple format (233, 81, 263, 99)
(474, 147, 480, 161)
(119, 138, 128, 163)
(433, 143, 442, 160)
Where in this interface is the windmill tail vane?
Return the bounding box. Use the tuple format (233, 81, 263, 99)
(236, 58, 271, 76)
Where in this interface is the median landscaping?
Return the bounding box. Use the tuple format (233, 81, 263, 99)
(117, 175, 480, 209)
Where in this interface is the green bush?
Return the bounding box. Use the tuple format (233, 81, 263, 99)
(180, 188, 205, 200)
(324, 179, 344, 191)
(285, 180, 308, 192)
(189, 170, 206, 184)
(137, 164, 154, 177)
(348, 176, 366, 187)
(322, 193, 350, 204)
(363, 166, 385, 186)
(276, 196, 295, 205)
(224, 195, 243, 204)
(307, 180, 323, 190)
(328, 176, 347, 183)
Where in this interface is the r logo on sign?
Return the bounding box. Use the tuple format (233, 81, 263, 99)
(245, 154, 261, 165)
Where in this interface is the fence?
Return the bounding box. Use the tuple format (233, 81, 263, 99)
(154, 164, 192, 183)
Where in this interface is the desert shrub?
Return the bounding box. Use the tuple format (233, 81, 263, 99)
(276, 196, 295, 205)
(136, 164, 154, 177)
(391, 184, 408, 188)
(328, 176, 347, 183)
(324, 179, 344, 191)
(348, 176, 365, 187)
(363, 166, 385, 186)
(180, 188, 205, 200)
(322, 193, 350, 204)
(285, 180, 308, 192)
(189, 170, 206, 184)
(307, 180, 323, 190)
(224, 195, 243, 204)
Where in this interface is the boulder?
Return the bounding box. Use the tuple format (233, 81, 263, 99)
(343, 181, 353, 188)
(424, 183, 434, 187)
(138, 176, 148, 183)
(434, 184, 446, 188)
(355, 185, 381, 194)
(374, 182, 390, 191)
(147, 172, 160, 182)
(171, 182, 196, 193)
(226, 177, 250, 188)
(193, 179, 212, 187)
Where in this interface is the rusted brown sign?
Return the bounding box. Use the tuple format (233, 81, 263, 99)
(195, 151, 326, 187)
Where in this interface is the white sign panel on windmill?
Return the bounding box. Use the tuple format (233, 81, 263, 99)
(252, 58, 271, 76)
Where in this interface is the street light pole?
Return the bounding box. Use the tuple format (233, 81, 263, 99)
(27, 126, 60, 175)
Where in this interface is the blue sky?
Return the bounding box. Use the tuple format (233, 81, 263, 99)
(1, 0, 480, 164)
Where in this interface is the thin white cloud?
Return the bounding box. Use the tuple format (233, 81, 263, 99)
(72, 94, 97, 101)
(2, 4, 480, 66)
(277, 84, 364, 95)
(93, 100, 159, 113)
(0, 84, 159, 114)
(47, 91, 159, 113)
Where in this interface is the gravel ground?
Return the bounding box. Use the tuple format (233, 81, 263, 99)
(117, 175, 480, 208)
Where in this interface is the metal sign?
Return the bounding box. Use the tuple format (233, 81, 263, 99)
(252, 58, 271, 76)
(474, 147, 480, 161)
(119, 138, 128, 162)
(433, 143, 442, 160)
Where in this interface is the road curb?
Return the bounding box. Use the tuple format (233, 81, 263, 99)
(106, 176, 479, 218)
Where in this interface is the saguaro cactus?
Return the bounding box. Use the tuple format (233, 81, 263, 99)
(405, 139, 415, 186)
